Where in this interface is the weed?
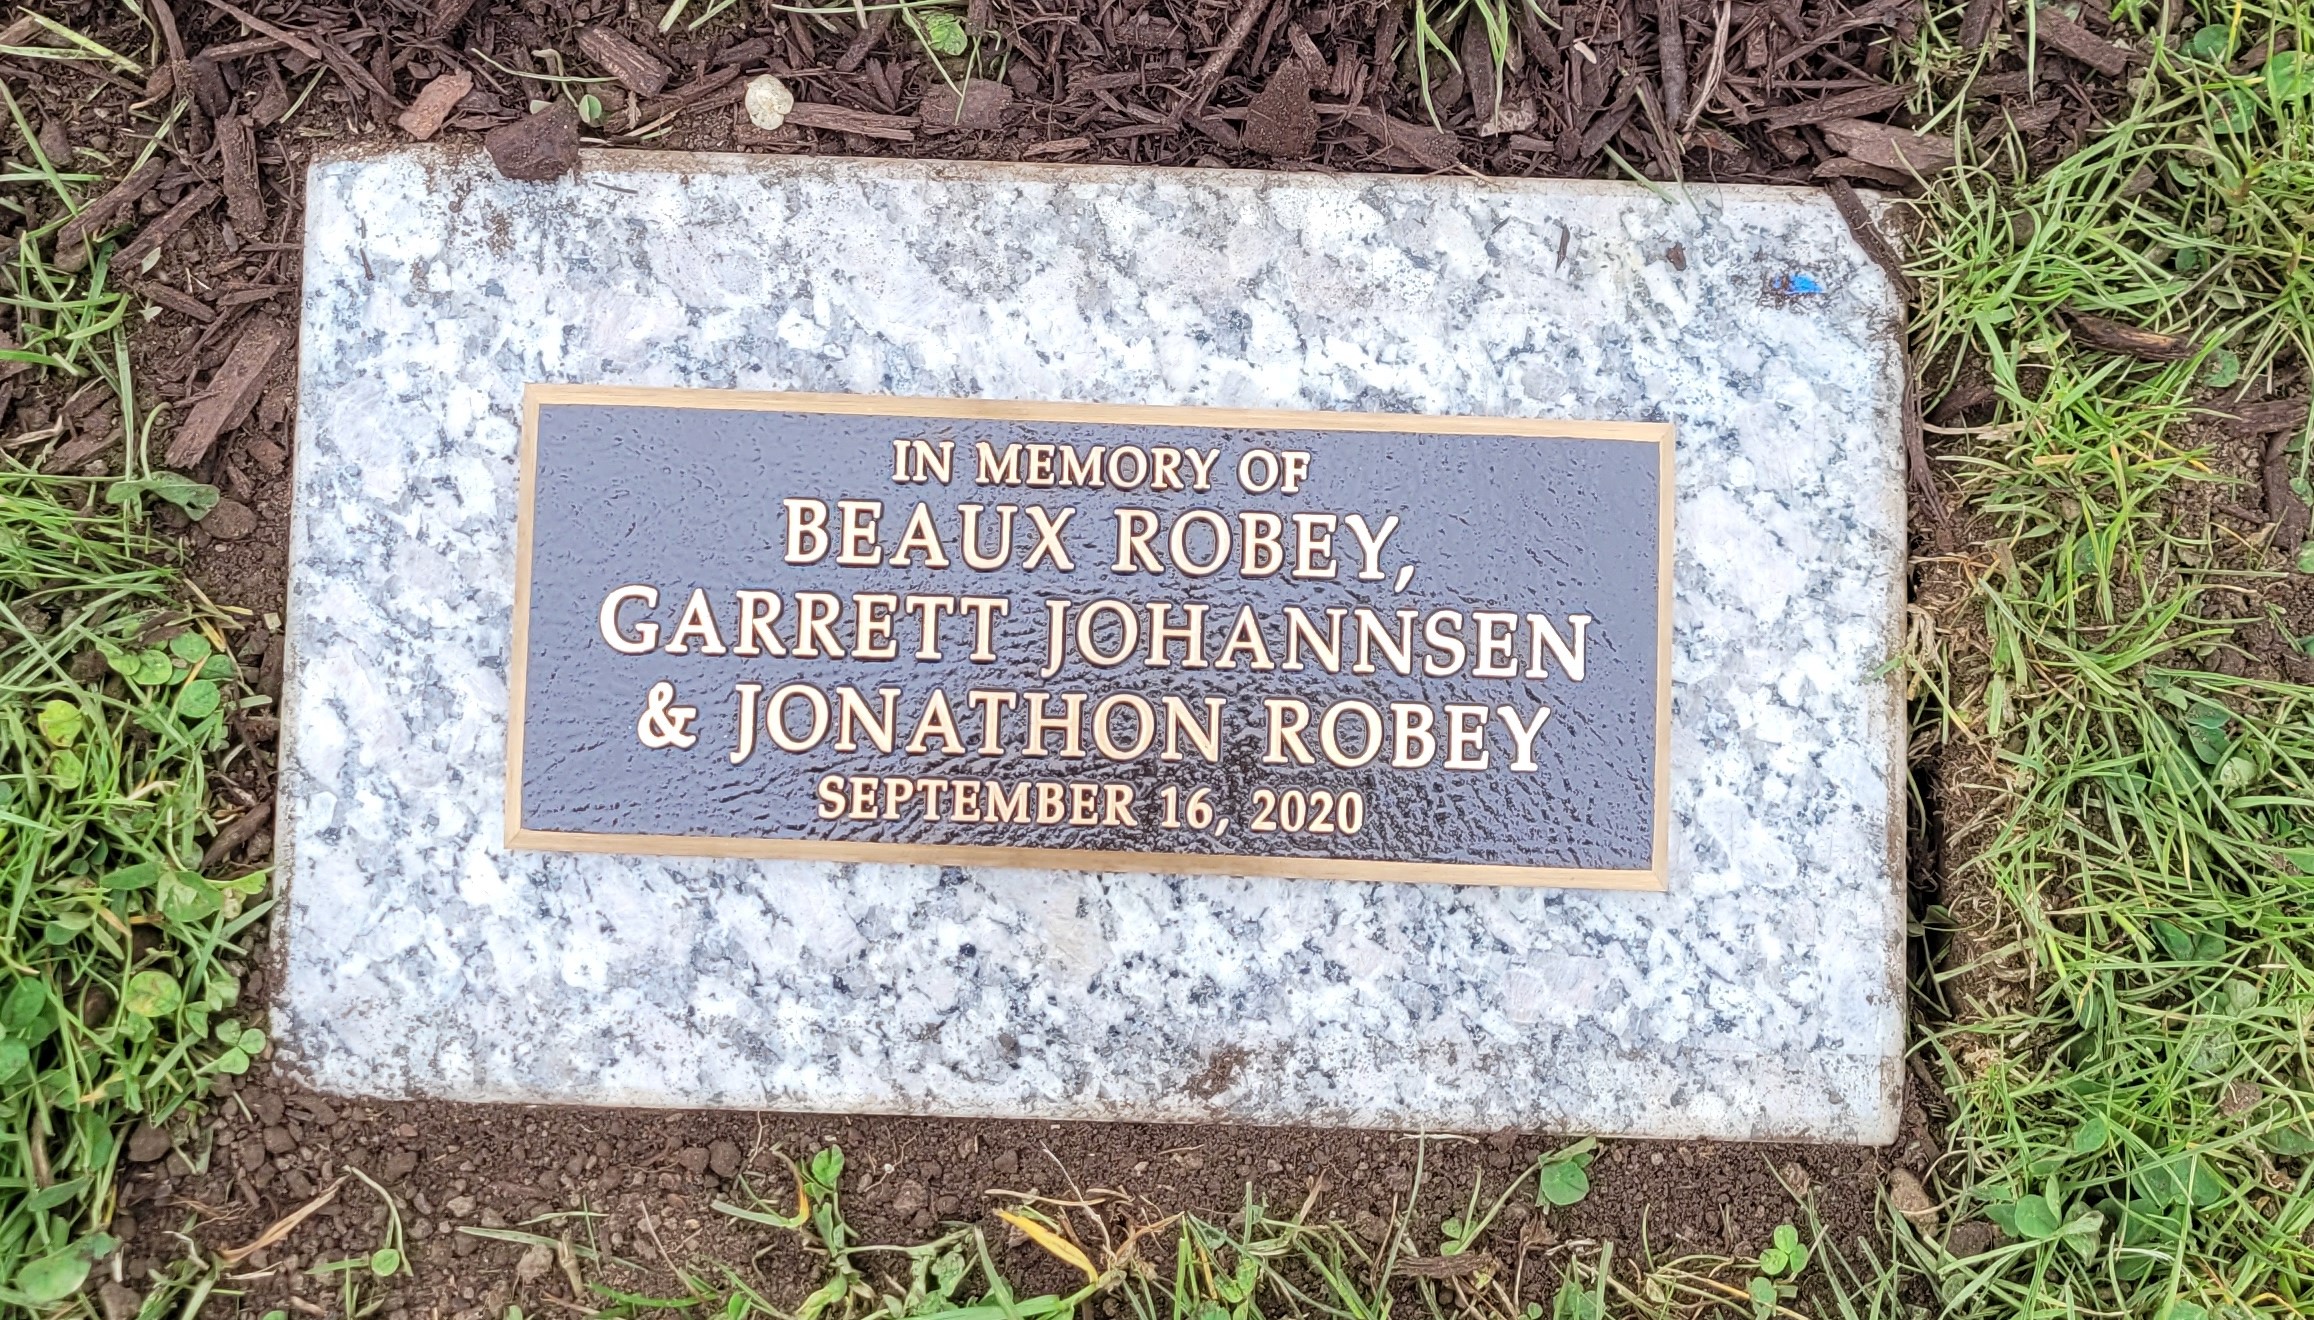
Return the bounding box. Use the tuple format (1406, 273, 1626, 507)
(1740, 1225, 1807, 1318)
(1895, 0, 2314, 1317)
(1531, 1140, 1596, 1210)
(712, 1145, 1110, 1320)
(0, 465, 263, 1309)
(0, 8, 254, 1314)
(1404, 1, 1541, 127)
(310, 1183, 408, 1320)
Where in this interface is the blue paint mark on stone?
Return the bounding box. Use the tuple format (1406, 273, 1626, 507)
(1775, 272, 1826, 296)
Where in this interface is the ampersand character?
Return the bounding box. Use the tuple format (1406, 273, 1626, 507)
(635, 680, 700, 750)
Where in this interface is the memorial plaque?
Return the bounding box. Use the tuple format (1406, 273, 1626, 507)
(278, 148, 1908, 1141)
(509, 389, 1671, 887)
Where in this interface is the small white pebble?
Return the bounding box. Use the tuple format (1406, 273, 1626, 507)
(745, 75, 794, 131)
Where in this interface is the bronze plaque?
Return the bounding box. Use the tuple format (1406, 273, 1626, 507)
(508, 387, 1673, 889)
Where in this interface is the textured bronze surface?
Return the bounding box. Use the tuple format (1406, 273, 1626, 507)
(508, 388, 1672, 887)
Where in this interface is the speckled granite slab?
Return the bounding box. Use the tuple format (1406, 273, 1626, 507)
(275, 146, 1907, 1142)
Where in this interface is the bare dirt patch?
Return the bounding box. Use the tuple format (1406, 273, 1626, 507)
(119, 1057, 1937, 1318)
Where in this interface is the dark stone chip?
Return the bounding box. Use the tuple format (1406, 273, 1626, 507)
(484, 103, 581, 182)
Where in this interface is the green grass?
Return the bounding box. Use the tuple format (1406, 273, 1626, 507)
(0, 466, 265, 1312)
(1405, 0, 1549, 128)
(0, 15, 261, 1315)
(1891, 1, 2314, 1317)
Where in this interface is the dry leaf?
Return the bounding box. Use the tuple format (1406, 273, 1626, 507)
(995, 1209, 1098, 1284)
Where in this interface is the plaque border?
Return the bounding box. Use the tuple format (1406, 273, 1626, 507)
(507, 385, 1675, 891)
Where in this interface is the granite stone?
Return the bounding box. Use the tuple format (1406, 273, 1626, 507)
(275, 146, 1907, 1141)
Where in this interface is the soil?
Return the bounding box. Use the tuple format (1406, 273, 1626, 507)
(114, 1064, 1939, 1319)
(0, 0, 2259, 1314)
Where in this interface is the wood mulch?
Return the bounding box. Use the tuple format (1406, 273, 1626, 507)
(8, 0, 2147, 607)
